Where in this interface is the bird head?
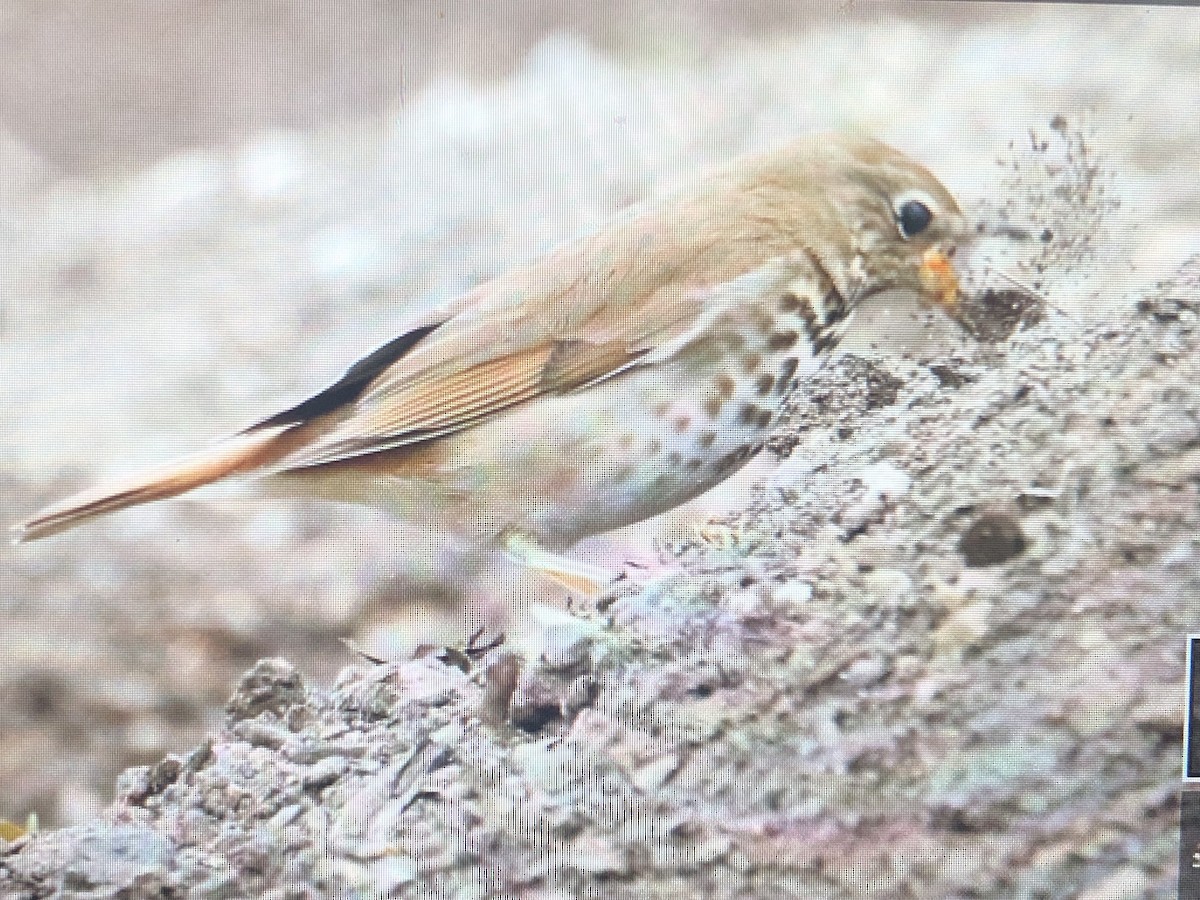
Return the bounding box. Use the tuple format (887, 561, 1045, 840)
(740, 133, 970, 317)
(842, 139, 969, 317)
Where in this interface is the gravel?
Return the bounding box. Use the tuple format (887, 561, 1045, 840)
(4, 256, 1197, 895)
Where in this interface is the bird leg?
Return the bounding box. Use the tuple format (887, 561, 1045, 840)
(500, 531, 617, 599)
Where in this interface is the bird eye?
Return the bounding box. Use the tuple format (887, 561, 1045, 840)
(896, 199, 933, 239)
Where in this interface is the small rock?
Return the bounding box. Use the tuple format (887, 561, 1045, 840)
(1133, 446, 1200, 485)
(184, 738, 215, 772)
(928, 362, 974, 388)
(773, 580, 814, 604)
(933, 601, 994, 652)
(286, 735, 369, 764)
(364, 855, 418, 891)
(1075, 866, 1152, 900)
(538, 631, 589, 673)
(840, 656, 890, 687)
(10, 824, 175, 893)
(859, 461, 913, 500)
(267, 803, 305, 829)
(232, 719, 291, 750)
(1132, 685, 1186, 734)
(481, 651, 522, 722)
(226, 658, 306, 721)
(863, 569, 914, 604)
(429, 721, 465, 746)
(568, 835, 629, 876)
(115, 766, 154, 805)
(530, 604, 598, 672)
(725, 587, 761, 617)
(146, 757, 182, 796)
(392, 659, 464, 707)
(631, 753, 680, 793)
(955, 286, 1045, 343)
(302, 756, 349, 791)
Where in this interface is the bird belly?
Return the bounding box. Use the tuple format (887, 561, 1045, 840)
(419, 372, 755, 547)
(417, 329, 841, 546)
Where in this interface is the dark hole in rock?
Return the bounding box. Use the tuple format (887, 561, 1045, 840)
(511, 702, 561, 733)
(957, 513, 1029, 567)
(928, 363, 973, 389)
(955, 288, 1045, 343)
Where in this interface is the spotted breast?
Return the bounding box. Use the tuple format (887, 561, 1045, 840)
(448, 252, 860, 548)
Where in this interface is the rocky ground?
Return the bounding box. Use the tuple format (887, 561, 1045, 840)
(2, 3, 1199, 898)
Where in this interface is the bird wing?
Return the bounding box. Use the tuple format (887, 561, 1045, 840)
(259, 204, 801, 472)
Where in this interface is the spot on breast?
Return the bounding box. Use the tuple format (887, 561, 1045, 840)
(755, 374, 775, 396)
(751, 309, 775, 335)
(738, 403, 763, 426)
(768, 330, 800, 351)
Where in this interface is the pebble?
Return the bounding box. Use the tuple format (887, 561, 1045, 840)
(840, 656, 891, 687)
(267, 803, 305, 829)
(302, 756, 349, 791)
(932, 601, 994, 652)
(857, 460, 913, 499)
(862, 569, 913, 603)
(772, 580, 814, 604)
(226, 658, 306, 721)
(630, 753, 680, 793)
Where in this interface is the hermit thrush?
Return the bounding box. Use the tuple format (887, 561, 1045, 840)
(15, 133, 966, 593)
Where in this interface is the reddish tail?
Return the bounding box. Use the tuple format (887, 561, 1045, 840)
(13, 425, 294, 542)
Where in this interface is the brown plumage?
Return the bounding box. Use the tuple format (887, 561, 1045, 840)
(16, 426, 295, 540)
(15, 132, 967, 589)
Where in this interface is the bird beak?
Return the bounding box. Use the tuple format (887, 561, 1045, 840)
(918, 247, 961, 315)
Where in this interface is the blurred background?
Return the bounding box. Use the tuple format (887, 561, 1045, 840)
(1, 0, 1199, 828)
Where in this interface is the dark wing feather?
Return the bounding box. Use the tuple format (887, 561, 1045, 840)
(245, 321, 444, 432)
